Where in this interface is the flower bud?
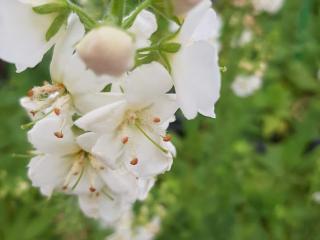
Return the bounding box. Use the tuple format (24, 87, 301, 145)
(171, 0, 203, 16)
(77, 26, 134, 76)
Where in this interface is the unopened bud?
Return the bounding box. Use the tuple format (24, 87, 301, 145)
(77, 26, 134, 76)
(171, 0, 203, 16)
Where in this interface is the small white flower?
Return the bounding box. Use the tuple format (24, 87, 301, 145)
(312, 192, 320, 204)
(0, 0, 66, 72)
(76, 62, 178, 178)
(170, 0, 221, 119)
(237, 29, 253, 46)
(252, 0, 284, 14)
(231, 75, 262, 97)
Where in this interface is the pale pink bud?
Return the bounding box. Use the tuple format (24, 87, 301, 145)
(77, 26, 134, 76)
(171, 0, 203, 16)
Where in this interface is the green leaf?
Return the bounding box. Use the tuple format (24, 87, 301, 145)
(160, 42, 181, 53)
(45, 11, 68, 41)
(32, 2, 68, 14)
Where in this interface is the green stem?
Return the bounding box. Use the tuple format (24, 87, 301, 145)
(107, 0, 126, 26)
(122, 0, 153, 29)
(135, 123, 168, 154)
(67, 0, 96, 30)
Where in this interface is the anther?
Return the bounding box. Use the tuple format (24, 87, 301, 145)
(53, 108, 61, 116)
(62, 186, 68, 191)
(163, 134, 172, 142)
(122, 136, 129, 144)
(153, 117, 161, 123)
(27, 89, 34, 97)
(130, 158, 139, 166)
(89, 187, 96, 193)
(54, 131, 64, 138)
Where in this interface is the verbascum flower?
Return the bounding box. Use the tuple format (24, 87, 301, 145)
(231, 75, 262, 97)
(75, 62, 178, 178)
(0, 0, 67, 72)
(252, 0, 284, 14)
(170, 0, 221, 119)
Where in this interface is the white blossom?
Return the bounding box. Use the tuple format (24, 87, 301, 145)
(252, 0, 284, 14)
(0, 0, 66, 72)
(231, 75, 262, 97)
(75, 62, 178, 178)
(170, 0, 221, 119)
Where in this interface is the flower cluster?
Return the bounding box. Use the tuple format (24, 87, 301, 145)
(0, 0, 221, 224)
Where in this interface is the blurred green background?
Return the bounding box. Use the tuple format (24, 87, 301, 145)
(1, 0, 320, 239)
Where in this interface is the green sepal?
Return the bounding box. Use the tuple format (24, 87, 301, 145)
(33, 2, 68, 14)
(46, 11, 69, 41)
(160, 42, 181, 53)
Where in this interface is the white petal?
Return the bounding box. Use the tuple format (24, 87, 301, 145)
(191, 9, 220, 42)
(28, 116, 80, 156)
(92, 133, 124, 169)
(72, 92, 119, 114)
(138, 178, 155, 200)
(172, 41, 221, 119)
(123, 128, 173, 178)
(75, 97, 127, 133)
(123, 62, 173, 107)
(28, 154, 71, 197)
(0, 0, 64, 72)
(143, 94, 178, 124)
(78, 194, 130, 224)
(76, 132, 98, 152)
(178, 0, 212, 44)
(128, 10, 157, 49)
(99, 168, 139, 202)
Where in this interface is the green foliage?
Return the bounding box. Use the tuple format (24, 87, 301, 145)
(1, 0, 320, 239)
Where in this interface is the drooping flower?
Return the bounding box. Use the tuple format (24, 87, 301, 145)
(0, 0, 67, 72)
(77, 10, 157, 76)
(231, 75, 262, 97)
(75, 62, 178, 178)
(170, 0, 221, 119)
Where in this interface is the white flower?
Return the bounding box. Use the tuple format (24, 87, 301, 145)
(237, 29, 253, 46)
(77, 10, 157, 76)
(28, 117, 140, 198)
(312, 192, 320, 204)
(76, 62, 178, 178)
(171, 0, 221, 119)
(231, 75, 262, 97)
(0, 0, 66, 72)
(252, 0, 284, 14)
(20, 14, 111, 120)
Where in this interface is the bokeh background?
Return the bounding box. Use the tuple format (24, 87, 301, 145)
(1, 0, 320, 239)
